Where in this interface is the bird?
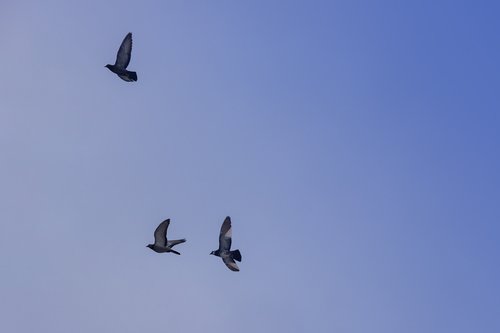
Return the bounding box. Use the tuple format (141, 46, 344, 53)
(210, 216, 242, 271)
(147, 219, 186, 255)
(105, 32, 138, 82)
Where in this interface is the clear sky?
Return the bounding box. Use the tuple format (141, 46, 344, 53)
(0, 1, 499, 332)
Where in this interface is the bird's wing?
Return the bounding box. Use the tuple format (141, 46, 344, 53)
(222, 256, 240, 272)
(218, 216, 232, 252)
(153, 219, 170, 247)
(167, 239, 186, 248)
(115, 32, 132, 69)
(118, 73, 135, 82)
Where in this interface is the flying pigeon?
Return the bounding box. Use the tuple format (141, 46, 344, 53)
(147, 219, 186, 255)
(105, 32, 138, 82)
(210, 216, 242, 271)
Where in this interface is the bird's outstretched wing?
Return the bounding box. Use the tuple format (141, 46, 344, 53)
(153, 219, 170, 247)
(167, 239, 186, 248)
(118, 73, 135, 82)
(219, 216, 232, 252)
(115, 32, 132, 69)
(222, 256, 240, 272)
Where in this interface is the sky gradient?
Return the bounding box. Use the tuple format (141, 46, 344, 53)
(0, 1, 499, 332)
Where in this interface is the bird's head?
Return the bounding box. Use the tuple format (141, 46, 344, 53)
(105, 64, 112, 69)
(146, 244, 154, 249)
(210, 251, 216, 256)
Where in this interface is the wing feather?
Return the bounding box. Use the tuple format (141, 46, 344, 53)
(153, 219, 169, 247)
(118, 74, 135, 82)
(222, 257, 240, 272)
(167, 239, 186, 248)
(219, 216, 232, 251)
(115, 32, 132, 69)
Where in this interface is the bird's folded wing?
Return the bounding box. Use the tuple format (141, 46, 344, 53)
(167, 239, 186, 248)
(222, 257, 240, 272)
(118, 74, 135, 82)
(115, 32, 132, 69)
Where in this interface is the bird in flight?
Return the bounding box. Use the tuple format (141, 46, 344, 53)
(147, 219, 186, 255)
(210, 216, 242, 271)
(105, 32, 138, 82)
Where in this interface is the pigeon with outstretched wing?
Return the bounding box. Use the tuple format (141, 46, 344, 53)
(147, 219, 186, 255)
(105, 32, 138, 82)
(210, 216, 242, 271)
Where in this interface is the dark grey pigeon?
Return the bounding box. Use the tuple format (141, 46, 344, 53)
(105, 32, 138, 82)
(210, 216, 242, 271)
(147, 219, 186, 255)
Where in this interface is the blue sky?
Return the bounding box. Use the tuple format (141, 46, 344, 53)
(0, 1, 499, 332)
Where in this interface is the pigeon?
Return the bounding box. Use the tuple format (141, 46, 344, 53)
(147, 219, 186, 255)
(105, 32, 138, 82)
(210, 216, 242, 271)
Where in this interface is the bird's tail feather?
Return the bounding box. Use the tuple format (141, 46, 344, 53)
(129, 71, 137, 81)
(231, 249, 242, 262)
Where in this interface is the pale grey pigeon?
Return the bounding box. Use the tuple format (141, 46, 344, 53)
(147, 219, 186, 255)
(210, 216, 242, 271)
(105, 32, 138, 82)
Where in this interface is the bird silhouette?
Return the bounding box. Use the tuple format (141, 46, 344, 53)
(210, 216, 242, 271)
(105, 32, 138, 82)
(147, 219, 186, 255)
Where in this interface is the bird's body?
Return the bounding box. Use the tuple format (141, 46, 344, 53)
(210, 216, 242, 271)
(148, 244, 179, 254)
(147, 219, 186, 255)
(106, 32, 137, 82)
(105, 65, 137, 82)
